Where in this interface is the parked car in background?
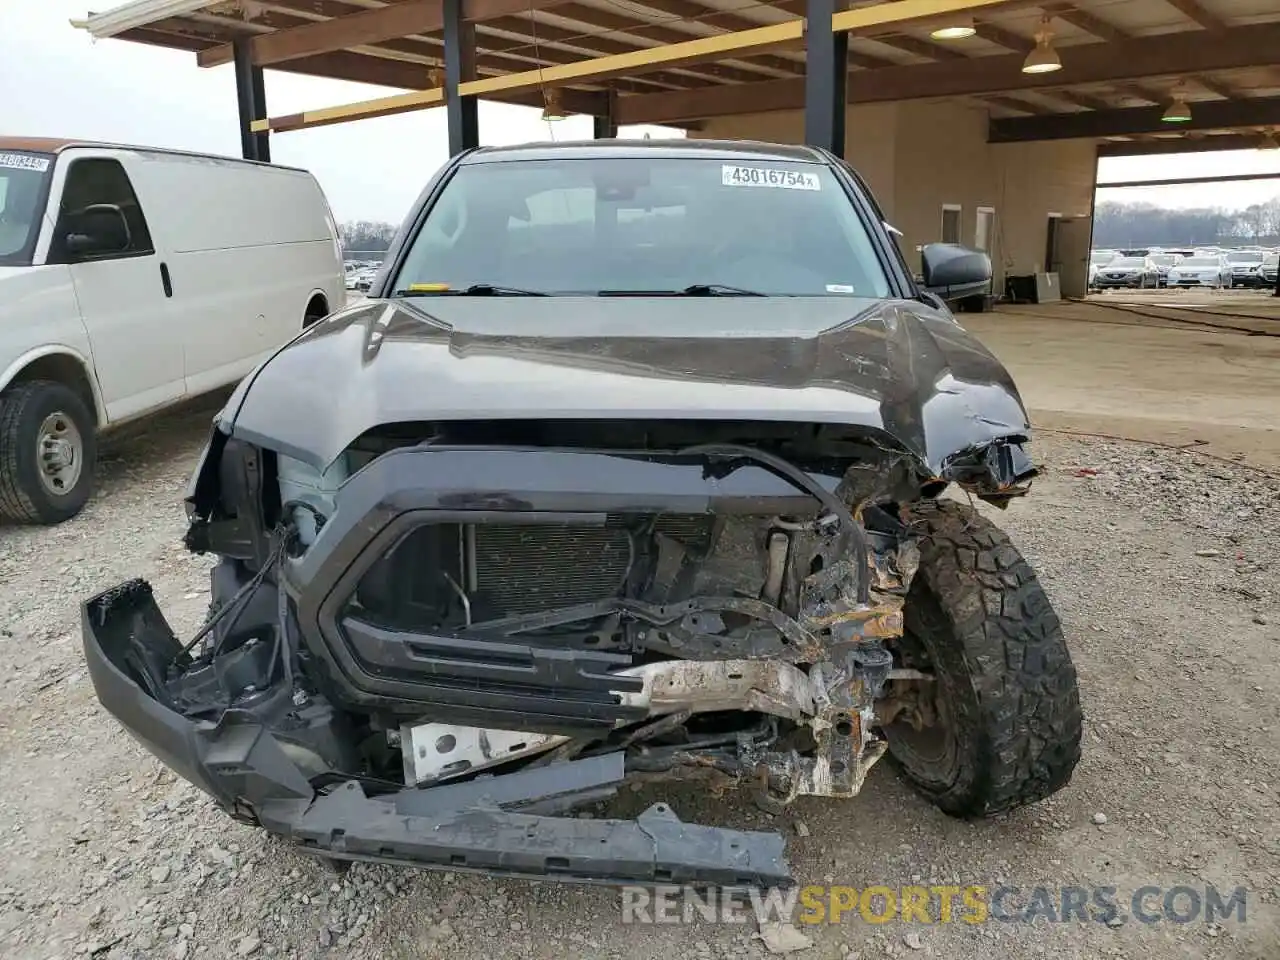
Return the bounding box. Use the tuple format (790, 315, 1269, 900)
(1166, 254, 1231, 288)
(0, 138, 344, 524)
(1260, 252, 1278, 287)
(1148, 252, 1182, 287)
(1093, 256, 1159, 289)
(1225, 249, 1266, 287)
(1088, 249, 1117, 290)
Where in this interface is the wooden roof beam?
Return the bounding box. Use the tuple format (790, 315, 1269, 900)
(214, 8, 723, 91)
(1041, 4, 1128, 44)
(1050, 89, 1112, 111)
(615, 20, 1280, 124)
(990, 95, 1280, 142)
(1194, 74, 1239, 100)
(872, 35, 969, 61)
(1110, 81, 1169, 105)
(198, 0, 572, 68)
(1162, 0, 1227, 32)
(181, 10, 698, 89)
(972, 22, 1033, 53)
(1098, 133, 1272, 156)
(514, 2, 809, 78)
(983, 95, 1049, 114)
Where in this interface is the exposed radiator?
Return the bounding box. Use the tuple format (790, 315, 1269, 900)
(471, 523, 633, 618)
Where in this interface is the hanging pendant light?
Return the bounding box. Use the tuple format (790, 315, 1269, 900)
(541, 88, 568, 121)
(428, 66, 445, 89)
(1022, 18, 1062, 74)
(930, 17, 975, 40)
(1162, 82, 1192, 123)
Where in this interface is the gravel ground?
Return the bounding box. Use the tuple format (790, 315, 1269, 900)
(0, 402, 1277, 960)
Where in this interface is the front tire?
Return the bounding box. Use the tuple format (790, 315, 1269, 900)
(884, 500, 1082, 817)
(0, 380, 98, 524)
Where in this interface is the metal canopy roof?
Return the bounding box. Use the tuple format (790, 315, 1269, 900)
(75, 0, 1280, 150)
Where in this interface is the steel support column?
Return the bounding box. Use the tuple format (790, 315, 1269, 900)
(594, 91, 618, 138)
(443, 0, 479, 155)
(233, 40, 270, 162)
(804, 0, 846, 155)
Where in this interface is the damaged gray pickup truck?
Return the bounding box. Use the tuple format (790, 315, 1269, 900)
(82, 140, 1081, 888)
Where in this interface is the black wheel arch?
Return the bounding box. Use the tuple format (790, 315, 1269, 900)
(5, 352, 100, 427)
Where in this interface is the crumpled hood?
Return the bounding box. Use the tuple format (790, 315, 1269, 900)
(224, 296, 1030, 473)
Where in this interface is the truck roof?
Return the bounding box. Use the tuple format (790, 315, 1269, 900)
(462, 139, 831, 165)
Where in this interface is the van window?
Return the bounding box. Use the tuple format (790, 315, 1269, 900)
(53, 158, 154, 261)
(0, 152, 53, 266)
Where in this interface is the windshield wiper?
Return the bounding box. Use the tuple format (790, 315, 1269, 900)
(394, 283, 547, 297)
(598, 284, 766, 297)
(680, 283, 765, 296)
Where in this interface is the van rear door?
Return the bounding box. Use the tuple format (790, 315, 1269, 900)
(52, 153, 184, 420)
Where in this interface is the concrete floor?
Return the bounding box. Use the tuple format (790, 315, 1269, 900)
(967, 293, 1280, 470)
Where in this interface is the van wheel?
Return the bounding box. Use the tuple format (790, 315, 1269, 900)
(0, 380, 98, 524)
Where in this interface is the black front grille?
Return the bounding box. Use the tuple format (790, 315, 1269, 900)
(472, 524, 633, 617)
(353, 514, 718, 627)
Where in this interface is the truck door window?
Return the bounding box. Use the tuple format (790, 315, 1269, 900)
(52, 158, 155, 262)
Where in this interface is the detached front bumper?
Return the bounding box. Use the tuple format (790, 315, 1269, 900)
(81, 581, 791, 887)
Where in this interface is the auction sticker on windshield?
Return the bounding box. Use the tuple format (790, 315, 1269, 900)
(722, 165, 820, 191)
(0, 153, 51, 172)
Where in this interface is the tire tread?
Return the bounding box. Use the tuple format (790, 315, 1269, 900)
(899, 499, 1083, 816)
(0, 380, 96, 524)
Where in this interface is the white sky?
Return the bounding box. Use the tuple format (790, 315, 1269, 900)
(4, 1, 1279, 223)
(1097, 151, 1280, 209)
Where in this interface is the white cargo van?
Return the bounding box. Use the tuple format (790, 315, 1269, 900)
(0, 138, 345, 524)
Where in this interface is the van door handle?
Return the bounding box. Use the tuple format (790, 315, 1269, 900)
(160, 262, 173, 298)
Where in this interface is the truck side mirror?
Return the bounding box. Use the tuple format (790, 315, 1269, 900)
(63, 203, 131, 259)
(921, 242, 992, 300)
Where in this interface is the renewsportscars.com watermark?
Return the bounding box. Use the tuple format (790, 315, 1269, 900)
(620, 884, 1249, 927)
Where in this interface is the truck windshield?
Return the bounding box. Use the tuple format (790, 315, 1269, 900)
(0, 152, 53, 266)
(392, 156, 891, 297)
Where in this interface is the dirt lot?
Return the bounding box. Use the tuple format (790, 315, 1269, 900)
(1, 304, 1278, 960)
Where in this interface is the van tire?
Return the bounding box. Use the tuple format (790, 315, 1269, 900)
(0, 380, 98, 525)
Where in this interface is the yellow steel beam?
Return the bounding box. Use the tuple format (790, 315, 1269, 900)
(251, 87, 445, 133)
(831, 0, 1027, 33)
